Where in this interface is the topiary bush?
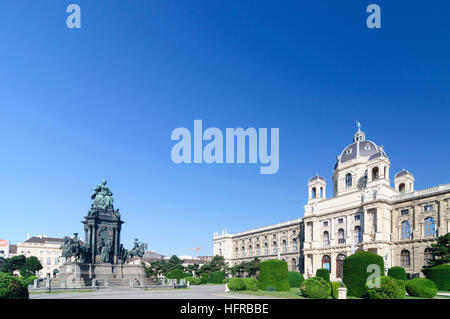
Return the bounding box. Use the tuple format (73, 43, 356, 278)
(430, 264, 450, 290)
(406, 278, 437, 298)
(365, 276, 405, 299)
(259, 260, 290, 291)
(243, 278, 259, 291)
(330, 281, 346, 299)
(316, 268, 330, 282)
(228, 277, 245, 291)
(167, 269, 185, 283)
(209, 271, 225, 284)
(388, 266, 407, 281)
(343, 251, 384, 298)
(288, 272, 304, 287)
(299, 277, 331, 299)
(0, 273, 29, 299)
(200, 273, 209, 284)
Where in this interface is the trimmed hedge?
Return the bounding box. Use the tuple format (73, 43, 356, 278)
(185, 277, 201, 285)
(430, 264, 450, 290)
(200, 273, 209, 284)
(388, 266, 407, 281)
(167, 269, 185, 283)
(209, 271, 225, 284)
(228, 277, 245, 291)
(259, 260, 290, 291)
(288, 272, 305, 287)
(330, 281, 346, 299)
(243, 278, 259, 291)
(0, 273, 29, 299)
(316, 268, 330, 282)
(365, 276, 405, 299)
(299, 277, 331, 299)
(343, 251, 384, 298)
(406, 278, 437, 298)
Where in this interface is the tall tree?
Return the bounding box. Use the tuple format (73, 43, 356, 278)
(20, 256, 43, 278)
(1, 255, 26, 275)
(422, 233, 450, 277)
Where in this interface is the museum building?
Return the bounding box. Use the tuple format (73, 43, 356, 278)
(213, 124, 450, 280)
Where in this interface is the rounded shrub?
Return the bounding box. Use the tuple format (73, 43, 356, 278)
(228, 277, 245, 291)
(365, 276, 405, 299)
(0, 273, 29, 299)
(315, 268, 330, 282)
(406, 278, 437, 298)
(299, 277, 331, 299)
(343, 251, 384, 298)
(388, 266, 407, 281)
(243, 278, 259, 291)
(288, 272, 304, 287)
(430, 264, 450, 290)
(330, 281, 346, 299)
(259, 260, 290, 291)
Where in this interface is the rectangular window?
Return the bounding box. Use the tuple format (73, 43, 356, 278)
(401, 209, 409, 216)
(54, 258, 59, 265)
(323, 221, 328, 227)
(46, 258, 51, 265)
(354, 215, 360, 221)
(424, 204, 433, 212)
(338, 218, 344, 224)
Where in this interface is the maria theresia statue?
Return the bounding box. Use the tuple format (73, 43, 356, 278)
(59, 179, 146, 265)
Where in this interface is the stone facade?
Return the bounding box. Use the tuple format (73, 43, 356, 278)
(213, 124, 449, 281)
(213, 218, 304, 272)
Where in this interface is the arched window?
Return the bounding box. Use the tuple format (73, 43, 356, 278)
(241, 246, 245, 257)
(312, 187, 316, 198)
(292, 258, 297, 271)
(264, 243, 268, 254)
(235, 247, 238, 257)
(401, 250, 410, 267)
(322, 255, 331, 272)
(372, 167, 379, 180)
(401, 221, 411, 239)
(354, 226, 362, 243)
(338, 228, 345, 244)
(336, 254, 346, 279)
(282, 240, 287, 252)
(273, 241, 277, 254)
(323, 231, 330, 246)
(345, 173, 352, 188)
(320, 187, 323, 198)
(292, 238, 298, 251)
(399, 183, 406, 193)
(249, 245, 253, 256)
(384, 167, 386, 179)
(424, 217, 436, 237)
(256, 244, 261, 255)
(424, 248, 433, 264)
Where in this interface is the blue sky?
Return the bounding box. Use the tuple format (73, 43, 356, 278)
(0, 1, 449, 256)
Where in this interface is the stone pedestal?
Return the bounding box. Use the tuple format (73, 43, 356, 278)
(56, 262, 148, 288)
(338, 287, 347, 299)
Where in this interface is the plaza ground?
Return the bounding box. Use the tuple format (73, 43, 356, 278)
(29, 284, 278, 299)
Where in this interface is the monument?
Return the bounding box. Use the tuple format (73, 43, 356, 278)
(56, 180, 152, 288)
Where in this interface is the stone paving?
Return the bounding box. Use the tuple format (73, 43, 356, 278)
(29, 284, 277, 299)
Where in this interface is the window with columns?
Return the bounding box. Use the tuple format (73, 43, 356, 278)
(354, 226, 362, 243)
(338, 228, 345, 244)
(424, 248, 433, 264)
(322, 255, 331, 271)
(424, 217, 436, 237)
(401, 250, 410, 267)
(323, 231, 330, 246)
(282, 240, 287, 252)
(401, 221, 411, 239)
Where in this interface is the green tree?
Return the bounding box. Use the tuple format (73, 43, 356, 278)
(167, 255, 184, 272)
(209, 255, 227, 272)
(422, 233, 450, 277)
(20, 257, 42, 278)
(1, 255, 26, 275)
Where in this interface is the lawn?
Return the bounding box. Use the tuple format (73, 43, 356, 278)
(231, 287, 306, 299)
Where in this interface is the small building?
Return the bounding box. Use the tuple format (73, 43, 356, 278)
(16, 235, 64, 278)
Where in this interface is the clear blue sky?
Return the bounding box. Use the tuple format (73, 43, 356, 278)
(0, 1, 449, 256)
